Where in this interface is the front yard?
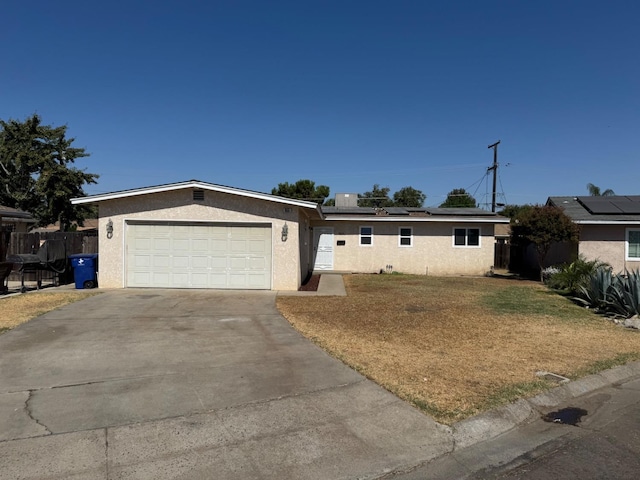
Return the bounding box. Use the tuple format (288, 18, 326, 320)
(277, 274, 640, 424)
(0, 291, 98, 334)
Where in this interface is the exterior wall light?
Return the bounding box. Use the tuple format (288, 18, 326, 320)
(106, 219, 114, 239)
(281, 222, 288, 242)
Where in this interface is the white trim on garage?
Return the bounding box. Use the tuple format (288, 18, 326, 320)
(124, 220, 273, 289)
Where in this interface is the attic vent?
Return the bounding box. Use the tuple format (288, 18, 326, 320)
(193, 190, 205, 201)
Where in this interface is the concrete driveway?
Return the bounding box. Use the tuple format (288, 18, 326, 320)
(0, 290, 452, 479)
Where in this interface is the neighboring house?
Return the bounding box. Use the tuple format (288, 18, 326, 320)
(71, 180, 509, 291)
(0, 205, 36, 233)
(548, 196, 640, 273)
(0, 205, 36, 262)
(31, 218, 99, 234)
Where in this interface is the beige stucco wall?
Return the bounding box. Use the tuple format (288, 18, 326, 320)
(311, 220, 496, 276)
(97, 189, 304, 290)
(579, 224, 640, 272)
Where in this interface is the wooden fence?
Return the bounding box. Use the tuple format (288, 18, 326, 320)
(4, 232, 98, 284)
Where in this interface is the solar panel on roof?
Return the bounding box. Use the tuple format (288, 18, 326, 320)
(384, 207, 410, 215)
(577, 197, 623, 214)
(612, 201, 640, 214)
(577, 196, 640, 215)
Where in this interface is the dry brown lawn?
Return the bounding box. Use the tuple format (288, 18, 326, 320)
(0, 291, 98, 332)
(277, 274, 640, 424)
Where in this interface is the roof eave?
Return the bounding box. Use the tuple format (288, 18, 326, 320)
(322, 215, 509, 223)
(71, 180, 320, 211)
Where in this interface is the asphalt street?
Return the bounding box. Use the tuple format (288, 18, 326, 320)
(390, 375, 640, 480)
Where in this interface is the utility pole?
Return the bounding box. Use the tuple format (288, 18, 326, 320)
(487, 140, 500, 212)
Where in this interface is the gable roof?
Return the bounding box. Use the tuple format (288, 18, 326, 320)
(321, 205, 508, 223)
(71, 180, 323, 213)
(0, 205, 35, 222)
(548, 196, 640, 224)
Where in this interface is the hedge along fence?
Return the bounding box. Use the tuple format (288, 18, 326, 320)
(5, 231, 98, 284)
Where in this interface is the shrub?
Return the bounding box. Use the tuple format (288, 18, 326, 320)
(546, 256, 610, 295)
(573, 268, 640, 319)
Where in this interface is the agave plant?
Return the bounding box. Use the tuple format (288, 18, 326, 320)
(573, 266, 613, 311)
(605, 270, 640, 318)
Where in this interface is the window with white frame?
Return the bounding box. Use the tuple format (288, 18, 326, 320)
(399, 227, 412, 247)
(453, 227, 480, 247)
(627, 229, 640, 260)
(360, 226, 373, 246)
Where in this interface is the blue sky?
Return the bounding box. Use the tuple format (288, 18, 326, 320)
(2, 1, 638, 208)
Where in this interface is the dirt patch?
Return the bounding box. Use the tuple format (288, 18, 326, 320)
(277, 274, 640, 424)
(0, 291, 99, 332)
(299, 274, 321, 292)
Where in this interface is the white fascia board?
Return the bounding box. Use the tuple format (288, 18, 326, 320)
(575, 220, 640, 225)
(322, 215, 509, 223)
(71, 180, 321, 211)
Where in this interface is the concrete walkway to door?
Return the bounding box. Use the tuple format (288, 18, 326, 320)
(0, 289, 451, 479)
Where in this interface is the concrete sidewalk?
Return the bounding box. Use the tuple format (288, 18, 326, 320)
(277, 272, 347, 297)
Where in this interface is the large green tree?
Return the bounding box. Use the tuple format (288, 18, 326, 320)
(439, 188, 477, 208)
(510, 205, 579, 280)
(0, 114, 98, 230)
(271, 179, 330, 204)
(393, 186, 426, 207)
(359, 184, 394, 208)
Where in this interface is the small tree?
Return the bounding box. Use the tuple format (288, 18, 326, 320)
(439, 188, 476, 208)
(271, 179, 330, 204)
(511, 205, 579, 280)
(393, 186, 426, 207)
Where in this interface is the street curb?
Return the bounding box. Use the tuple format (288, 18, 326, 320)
(450, 360, 640, 452)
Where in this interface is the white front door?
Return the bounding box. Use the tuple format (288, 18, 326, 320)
(313, 227, 334, 271)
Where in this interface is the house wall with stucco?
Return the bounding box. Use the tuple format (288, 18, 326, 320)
(97, 189, 303, 290)
(311, 220, 496, 276)
(579, 224, 640, 273)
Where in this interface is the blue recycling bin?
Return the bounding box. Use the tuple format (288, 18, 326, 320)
(69, 254, 98, 289)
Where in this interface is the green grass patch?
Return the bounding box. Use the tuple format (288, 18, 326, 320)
(480, 379, 555, 411)
(482, 285, 592, 321)
(570, 352, 640, 378)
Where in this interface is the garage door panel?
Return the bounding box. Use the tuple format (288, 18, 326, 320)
(172, 255, 190, 269)
(152, 256, 170, 268)
(127, 223, 272, 289)
(191, 255, 209, 269)
(154, 238, 171, 251)
(133, 255, 151, 267)
(247, 257, 268, 270)
(192, 239, 209, 252)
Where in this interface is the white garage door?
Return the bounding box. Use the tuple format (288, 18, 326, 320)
(126, 223, 272, 289)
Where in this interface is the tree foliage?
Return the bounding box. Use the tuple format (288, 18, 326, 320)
(587, 183, 615, 196)
(393, 186, 426, 207)
(439, 188, 476, 208)
(358, 184, 426, 208)
(359, 184, 394, 208)
(0, 114, 98, 230)
(271, 179, 330, 204)
(510, 205, 580, 279)
(499, 204, 533, 219)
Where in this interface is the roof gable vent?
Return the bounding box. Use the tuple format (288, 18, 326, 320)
(193, 190, 205, 201)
